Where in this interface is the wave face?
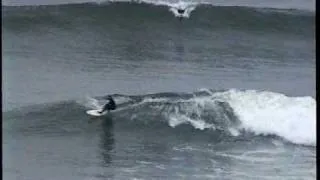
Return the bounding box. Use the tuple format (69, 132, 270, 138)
(5, 89, 316, 146)
(92, 89, 316, 146)
(2, 1, 314, 37)
(82, 89, 317, 146)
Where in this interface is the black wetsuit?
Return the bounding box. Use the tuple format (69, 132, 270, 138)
(101, 97, 116, 113)
(177, 9, 185, 21)
(177, 9, 185, 14)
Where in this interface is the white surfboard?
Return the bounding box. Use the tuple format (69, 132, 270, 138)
(86, 109, 108, 117)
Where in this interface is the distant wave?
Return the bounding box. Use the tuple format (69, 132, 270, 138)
(4, 88, 316, 146)
(2, 1, 314, 37)
(2, 0, 315, 12)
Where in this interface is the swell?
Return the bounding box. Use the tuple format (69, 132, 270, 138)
(3, 89, 316, 146)
(2, 2, 314, 37)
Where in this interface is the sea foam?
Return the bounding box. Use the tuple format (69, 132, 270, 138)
(212, 89, 316, 146)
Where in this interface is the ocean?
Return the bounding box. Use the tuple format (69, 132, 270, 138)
(2, 0, 316, 179)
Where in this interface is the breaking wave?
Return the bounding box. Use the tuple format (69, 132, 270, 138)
(3, 89, 315, 146)
(82, 89, 315, 146)
(2, 1, 314, 36)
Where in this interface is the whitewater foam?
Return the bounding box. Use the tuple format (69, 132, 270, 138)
(211, 89, 316, 146)
(168, 113, 215, 130)
(163, 89, 316, 146)
(84, 96, 103, 109)
(131, 0, 199, 18)
(165, 96, 235, 132)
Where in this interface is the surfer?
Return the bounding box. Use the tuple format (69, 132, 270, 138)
(177, 8, 185, 21)
(177, 8, 185, 14)
(99, 95, 116, 113)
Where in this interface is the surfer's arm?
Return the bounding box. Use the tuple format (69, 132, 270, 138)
(100, 99, 113, 113)
(99, 104, 107, 113)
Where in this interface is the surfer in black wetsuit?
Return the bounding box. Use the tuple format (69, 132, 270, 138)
(177, 8, 185, 14)
(177, 8, 185, 21)
(99, 95, 116, 113)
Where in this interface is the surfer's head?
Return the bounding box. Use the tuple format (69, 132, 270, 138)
(107, 95, 112, 100)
